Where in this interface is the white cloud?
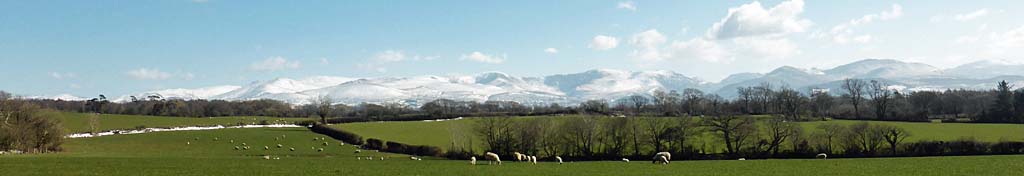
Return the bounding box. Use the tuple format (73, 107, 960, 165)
(954, 9, 990, 22)
(733, 37, 800, 59)
(249, 57, 301, 71)
(319, 58, 329, 65)
(182, 72, 196, 81)
(412, 55, 439, 61)
(617, 1, 636, 11)
(987, 25, 1024, 55)
(629, 29, 668, 61)
(544, 48, 559, 54)
(664, 38, 732, 63)
(374, 50, 406, 62)
(460, 51, 506, 64)
(818, 4, 902, 44)
(126, 68, 172, 80)
(49, 72, 76, 79)
(589, 35, 620, 50)
(707, 0, 811, 40)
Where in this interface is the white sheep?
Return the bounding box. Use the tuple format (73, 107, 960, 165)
(513, 152, 524, 162)
(277, 144, 283, 148)
(656, 156, 669, 164)
(263, 155, 271, 160)
(264, 146, 270, 150)
(186, 142, 191, 145)
(379, 156, 385, 160)
(484, 152, 502, 165)
(314, 137, 319, 141)
(410, 156, 419, 160)
(234, 146, 240, 150)
(470, 156, 477, 165)
(323, 142, 329, 146)
(289, 148, 295, 151)
(652, 152, 671, 164)
(230, 140, 234, 143)
(242, 142, 247, 146)
(354, 150, 362, 153)
(738, 158, 746, 161)
(317, 148, 324, 152)
(816, 153, 828, 159)
(530, 156, 538, 164)
(339, 142, 345, 146)
(622, 158, 630, 162)
(555, 156, 563, 164)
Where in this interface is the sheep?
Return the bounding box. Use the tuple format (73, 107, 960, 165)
(410, 156, 419, 160)
(555, 156, 563, 164)
(513, 152, 524, 162)
(241, 142, 247, 146)
(187, 142, 191, 145)
(230, 140, 235, 143)
(277, 144, 283, 148)
(380, 156, 385, 160)
(816, 153, 828, 159)
(289, 148, 296, 151)
(530, 156, 538, 164)
(655, 156, 669, 165)
(738, 158, 746, 161)
(357, 157, 362, 160)
(622, 158, 630, 162)
(470, 156, 477, 165)
(263, 155, 271, 160)
(317, 148, 324, 152)
(339, 142, 345, 146)
(354, 150, 362, 153)
(323, 142, 329, 146)
(213, 137, 219, 141)
(484, 152, 502, 165)
(234, 146, 240, 150)
(652, 152, 671, 164)
(314, 137, 319, 141)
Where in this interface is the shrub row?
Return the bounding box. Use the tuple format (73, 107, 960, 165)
(306, 124, 364, 145)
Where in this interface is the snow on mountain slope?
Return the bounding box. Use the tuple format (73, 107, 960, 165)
(27, 94, 88, 101)
(543, 69, 704, 100)
(945, 60, 1024, 79)
(214, 76, 352, 101)
(825, 59, 941, 78)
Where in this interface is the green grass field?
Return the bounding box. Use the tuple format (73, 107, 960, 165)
(331, 116, 1024, 152)
(2, 127, 1022, 176)
(53, 112, 310, 133)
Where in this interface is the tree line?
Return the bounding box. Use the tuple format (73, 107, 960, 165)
(0, 91, 64, 153)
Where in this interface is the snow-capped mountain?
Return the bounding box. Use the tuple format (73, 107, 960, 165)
(28, 59, 1024, 105)
(27, 94, 88, 101)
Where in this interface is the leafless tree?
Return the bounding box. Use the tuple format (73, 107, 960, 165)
(764, 116, 799, 155)
(878, 124, 910, 155)
(869, 80, 893, 120)
(843, 78, 867, 119)
(311, 95, 334, 124)
(704, 114, 757, 155)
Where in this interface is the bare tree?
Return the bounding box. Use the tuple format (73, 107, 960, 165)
(842, 79, 867, 119)
(681, 88, 704, 115)
(813, 122, 844, 154)
(869, 80, 893, 120)
(704, 114, 757, 155)
(643, 117, 673, 153)
(878, 124, 910, 155)
(810, 88, 834, 119)
(843, 122, 884, 155)
(627, 95, 649, 116)
(652, 90, 679, 116)
(311, 95, 334, 124)
(775, 86, 805, 121)
(764, 116, 799, 155)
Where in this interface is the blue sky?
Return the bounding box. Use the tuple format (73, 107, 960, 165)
(2, 0, 1024, 97)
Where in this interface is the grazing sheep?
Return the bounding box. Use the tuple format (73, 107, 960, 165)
(263, 155, 271, 160)
(264, 146, 270, 150)
(323, 142, 329, 146)
(289, 148, 295, 151)
(354, 150, 362, 153)
(530, 156, 538, 164)
(234, 146, 240, 150)
(555, 156, 563, 164)
(622, 158, 630, 162)
(339, 142, 345, 146)
(213, 137, 219, 141)
(484, 152, 502, 165)
(410, 156, 419, 160)
(243, 146, 249, 150)
(380, 157, 385, 160)
(655, 156, 669, 165)
(275, 137, 280, 141)
(470, 156, 477, 165)
(816, 153, 828, 159)
(277, 144, 283, 148)
(357, 157, 362, 160)
(652, 152, 671, 164)
(274, 157, 281, 160)
(513, 152, 524, 162)
(317, 148, 324, 152)
(738, 158, 746, 161)
(187, 142, 191, 145)
(230, 140, 234, 143)
(241, 143, 247, 146)
(314, 137, 319, 141)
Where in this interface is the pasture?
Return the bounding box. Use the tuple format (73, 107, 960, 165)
(54, 112, 308, 133)
(2, 127, 1022, 175)
(331, 116, 1024, 152)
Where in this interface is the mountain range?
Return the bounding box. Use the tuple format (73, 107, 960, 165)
(31, 59, 1024, 106)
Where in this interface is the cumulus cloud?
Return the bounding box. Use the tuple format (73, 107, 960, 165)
(987, 25, 1024, 55)
(373, 50, 406, 62)
(126, 68, 172, 80)
(629, 29, 668, 61)
(460, 51, 506, 64)
(589, 35, 620, 50)
(816, 4, 902, 44)
(49, 72, 76, 79)
(617, 1, 637, 11)
(668, 38, 732, 63)
(707, 0, 811, 40)
(544, 48, 559, 54)
(249, 57, 301, 71)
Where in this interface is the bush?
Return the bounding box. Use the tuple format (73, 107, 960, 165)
(306, 124, 364, 145)
(0, 101, 65, 153)
(365, 138, 385, 150)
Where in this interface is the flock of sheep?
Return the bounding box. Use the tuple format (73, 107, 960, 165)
(469, 151, 829, 165)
